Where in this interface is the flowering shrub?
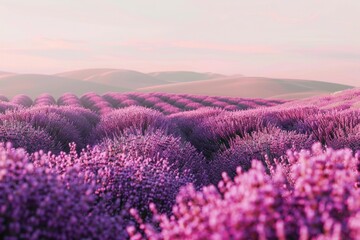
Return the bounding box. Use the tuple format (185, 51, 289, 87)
(0, 120, 58, 153)
(0, 101, 20, 113)
(3, 92, 284, 115)
(0, 143, 126, 239)
(129, 143, 360, 240)
(11, 94, 33, 107)
(209, 128, 314, 184)
(28, 106, 100, 144)
(99, 129, 209, 186)
(0, 90, 359, 239)
(284, 143, 360, 239)
(301, 110, 360, 149)
(34, 93, 57, 106)
(90, 106, 169, 143)
(285, 88, 360, 110)
(189, 109, 270, 157)
(80, 92, 113, 115)
(168, 107, 224, 141)
(0, 95, 8, 102)
(0, 108, 82, 151)
(102, 92, 131, 108)
(57, 93, 82, 107)
(33, 143, 193, 221)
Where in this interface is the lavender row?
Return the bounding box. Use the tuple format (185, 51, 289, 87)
(130, 143, 360, 239)
(0, 92, 287, 115)
(0, 89, 359, 239)
(1, 141, 359, 239)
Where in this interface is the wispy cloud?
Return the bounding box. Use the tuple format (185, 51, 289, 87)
(114, 40, 278, 54)
(1, 37, 88, 52)
(170, 41, 278, 54)
(1, 37, 90, 60)
(291, 45, 360, 61)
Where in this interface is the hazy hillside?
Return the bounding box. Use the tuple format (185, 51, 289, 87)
(55, 68, 118, 80)
(138, 76, 353, 99)
(148, 71, 226, 82)
(0, 69, 353, 99)
(57, 69, 226, 87)
(0, 74, 130, 98)
(56, 69, 169, 89)
(0, 71, 15, 78)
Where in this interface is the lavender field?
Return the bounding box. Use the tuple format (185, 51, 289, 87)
(0, 89, 360, 239)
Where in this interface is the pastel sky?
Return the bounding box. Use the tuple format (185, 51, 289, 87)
(1, 0, 360, 86)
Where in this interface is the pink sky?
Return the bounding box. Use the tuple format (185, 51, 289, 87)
(1, 0, 359, 86)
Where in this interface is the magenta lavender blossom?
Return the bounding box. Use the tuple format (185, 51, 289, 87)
(90, 106, 169, 143)
(209, 127, 314, 184)
(99, 129, 209, 186)
(129, 143, 360, 240)
(0, 90, 358, 239)
(11, 94, 33, 107)
(0, 120, 59, 153)
(0, 143, 126, 239)
(33, 93, 57, 106)
(32, 143, 193, 221)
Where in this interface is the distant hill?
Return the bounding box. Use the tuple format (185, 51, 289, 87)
(148, 71, 226, 82)
(55, 68, 118, 80)
(0, 74, 130, 98)
(57, 69, 226, 87)
(56, 69, 169, 89)
(0, 71, 16, 78)
(0, 69, 354, 100)
(138, 76, 353, 99)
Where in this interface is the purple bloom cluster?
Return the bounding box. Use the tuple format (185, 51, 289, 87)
(32, 142, 193, 221)
(80, 92, 114, 115)
(0, 106, 99, 152)
(91, 106, 169, 143)
(5, 92, 283, 115)
(0, 101, 20, 113)
(0, 120, 58, 153)
(57, 93, 82, 107)
(98, 129, 209, 186)
(34, 93, 57, 106)
(11, 94, 33, 107)
(0, 89, 359, 239)
(209, 127, 314, 184)
(0, 95, 8, 102)
(130, 143, 360, 240)
(0, 143, 126, 239)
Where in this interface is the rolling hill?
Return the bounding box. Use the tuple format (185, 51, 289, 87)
(0, 71, 16, 78)
(55, 68, 118, 80)
(0, 69, 354, 100)
(56, 69, 169, 89)
(0, 74, 130, 98)
(138, 76, 353, 99)
(148, 71, 226, 82)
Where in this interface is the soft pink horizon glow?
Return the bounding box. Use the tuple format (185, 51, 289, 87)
(1, 1, 359, 86)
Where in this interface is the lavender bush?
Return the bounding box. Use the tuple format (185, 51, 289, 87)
(11, 94, 33, 107)
(0, 101, 20, 113)
(57, 93, 82, 107)
(0, 108, 82, 151)
(90, 106, 169, 143)
(0, 143, 126, 239)
(0, 89, 358, 239)
(209, 127, 314, 184)
(129, 143, 360, 240)
(32, 143, 193, 221)
(99, 129, 209, 186)
(0, 120, 58, 153)
(33, 93, 56, 106)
